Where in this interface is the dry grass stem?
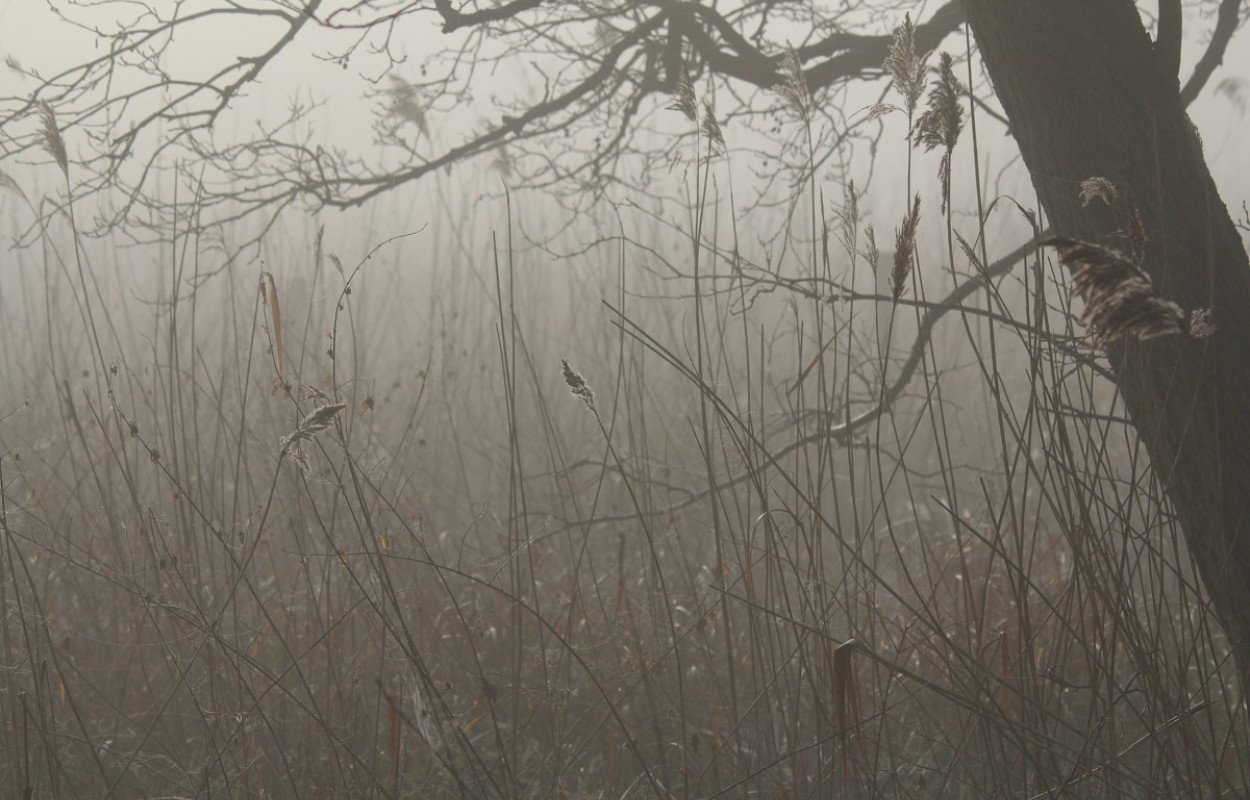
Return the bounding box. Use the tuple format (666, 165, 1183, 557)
(891, 194, 921, 302)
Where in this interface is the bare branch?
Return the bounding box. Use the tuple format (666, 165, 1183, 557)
(1181, 0, 1244, 106)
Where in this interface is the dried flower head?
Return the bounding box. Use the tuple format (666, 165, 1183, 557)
(836, 180, 859, 255)
(701, 99, 725, 154)
(37, 100, 67, 175)
(913, 52, 964, 214)
(1045, 236, 1214, 342)
(884, 13, 928, 116)
(775, 46, 811, 123)
(1187, 307, 1215, 338)
(386, 75, 429, 137)
(1079, 177, 1119, 207)
(280, 402, 346, 474)
(955, 230, 986, 276)
(891, 195, 922, 302)
(562, 359, 596, 412)
(668, 66, 698, 123)
(862, 225, 880, 273)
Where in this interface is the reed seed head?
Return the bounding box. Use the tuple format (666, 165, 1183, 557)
(562, 360, 596, 412)
(891, 195, 921, 302)
(862, 224, 880, 273)
(37, 100, 68, 176)
(668, 66, 698, 123)
(1080, 177, 1119, 207)
(884, 13, 928, 116)
(386, 75, 429, 137)
(775, 46, 811, 123)
(913, 52, 964, 213)
(280, 402, 346, 474)
(701, 99, 725, 155)
(1045, 236, 1214, 342)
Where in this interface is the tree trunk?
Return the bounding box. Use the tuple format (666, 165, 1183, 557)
(963, 0, 1250, 686)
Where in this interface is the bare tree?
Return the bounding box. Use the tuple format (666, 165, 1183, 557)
(964, 0, 1250, 687)
(2, 0, 963, 239)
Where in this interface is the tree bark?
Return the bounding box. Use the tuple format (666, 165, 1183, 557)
(963, 0, 1250, 686)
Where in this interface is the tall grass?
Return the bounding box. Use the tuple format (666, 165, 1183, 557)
(1, 38, 1247, 800)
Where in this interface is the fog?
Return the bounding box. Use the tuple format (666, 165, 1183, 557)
(2, 2, 1250, 798)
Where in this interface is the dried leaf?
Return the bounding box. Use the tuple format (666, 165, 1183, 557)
(266, 272, 284, 378)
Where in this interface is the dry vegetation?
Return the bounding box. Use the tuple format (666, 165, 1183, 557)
(1, 22, 1247, 800)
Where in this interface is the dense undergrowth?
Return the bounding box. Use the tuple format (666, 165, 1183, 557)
(2, 37, 1248, 800)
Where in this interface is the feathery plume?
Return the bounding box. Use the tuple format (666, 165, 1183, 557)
(668, 66, 697, 123)
(836, 180, 859, 255)
(562, 360, 596, 413)
(1045, 236, 1214, 342)
(891, 195, 922, 302)
(912, 52, 964, 214)
(1079, 177, 1119, 207)
(386, 75, 429, 137)
(775, 46, 811, 123)
(955, 229, 986, 276)
(862, 224, 880, 273)
(701, 100, 725, 154)
(37, 100, 67, 176)
(280, 403, 346, 474)
(1188, 307, 1215, 339)
(884, 14, 928, 116)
